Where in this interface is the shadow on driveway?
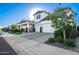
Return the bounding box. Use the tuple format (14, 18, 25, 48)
(0, 37, 17, 55)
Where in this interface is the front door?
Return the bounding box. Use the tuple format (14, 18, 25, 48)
(26, 27, 28, 32)
(32, 24, 35, 32)
(40, 27, 42, 33)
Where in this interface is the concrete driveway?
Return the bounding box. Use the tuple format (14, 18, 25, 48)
(19, 32, 53, 43)
(1, 32, 79, 55)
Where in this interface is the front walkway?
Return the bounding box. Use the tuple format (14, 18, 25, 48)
(1, 32, 79, 55)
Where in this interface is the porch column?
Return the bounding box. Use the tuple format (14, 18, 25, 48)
(27, 23, 30, 32)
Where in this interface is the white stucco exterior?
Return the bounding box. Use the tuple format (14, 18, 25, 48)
(41, 20, 55, 33)
(34, 11, 55, 33)
(35, 20, 55, 33)
(16, 21, 34, 32)
(34, 11, 48, 22)
(35, 23, 41, 32)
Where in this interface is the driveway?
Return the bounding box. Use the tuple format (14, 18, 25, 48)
(1, 32, 79, 55)
(19, 32, 53, 43)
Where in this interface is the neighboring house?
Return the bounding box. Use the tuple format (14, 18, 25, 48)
(33, 8, 74, 33)
(33, 10, 55, 33)
(16, 20, 35, 32)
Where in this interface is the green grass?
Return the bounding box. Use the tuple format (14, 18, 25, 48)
(14, 32, 22, 35)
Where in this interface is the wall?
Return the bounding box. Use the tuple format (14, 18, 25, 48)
(35, 23, 41, 32)
(35, 20, 55, 33)
(34, 12, 48, 22)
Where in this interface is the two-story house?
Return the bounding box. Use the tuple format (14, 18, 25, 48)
(33, 8, 74, 33)
(33, 10, 55, 33)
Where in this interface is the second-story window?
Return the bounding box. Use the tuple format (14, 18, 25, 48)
(37, 14, 41, 19)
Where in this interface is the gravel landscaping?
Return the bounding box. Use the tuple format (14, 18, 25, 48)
(45, 37, 79, 53)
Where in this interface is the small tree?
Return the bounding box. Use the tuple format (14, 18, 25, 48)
(47, 7, 76, 40)
(11, 24, 17, 30)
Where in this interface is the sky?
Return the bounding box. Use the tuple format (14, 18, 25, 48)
(0, 3, 79, 26)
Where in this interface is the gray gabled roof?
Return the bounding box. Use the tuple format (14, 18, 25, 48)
(33, 10, 49, 16)
(17, 19, 31, 24)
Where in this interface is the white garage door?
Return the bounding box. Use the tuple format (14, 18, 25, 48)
(42, 23, 54, 33)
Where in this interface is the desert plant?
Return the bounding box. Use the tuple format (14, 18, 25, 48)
(64, 39, 76, 47)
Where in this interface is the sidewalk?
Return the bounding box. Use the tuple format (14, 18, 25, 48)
(0, 32, 17, 55)
(1, 32, 79, 55)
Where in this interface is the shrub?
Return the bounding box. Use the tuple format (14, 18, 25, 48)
(77, 31, 79, 36)
(48, 38, 56, 43)
(56, 36, 63, 43)
(54, 29, 63, 38)
(2, 27, 11, 32)
(65, 24, 72, 38)
(77, 26, 79, 32)
(64, 39, 76, 47)
(70, 28, 77, 39)
(20, 28, 25, 32)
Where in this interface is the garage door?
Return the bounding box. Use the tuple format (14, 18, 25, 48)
(42, 23, 54, 33)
